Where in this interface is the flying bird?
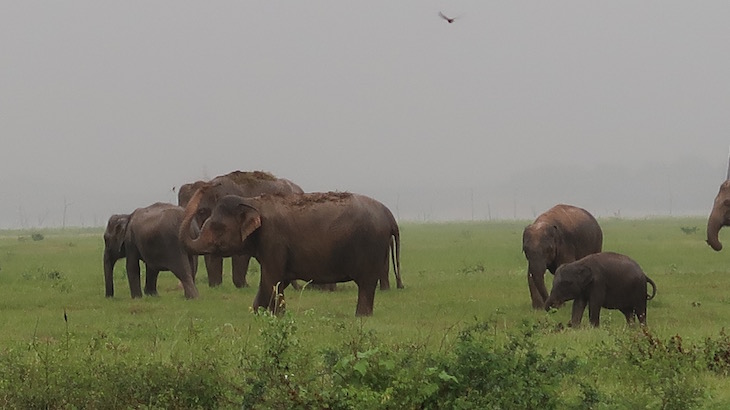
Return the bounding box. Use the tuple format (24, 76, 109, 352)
(439, 12, 457, 24)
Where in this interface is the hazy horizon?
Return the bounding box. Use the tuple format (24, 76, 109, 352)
(2, 2, 729, 228)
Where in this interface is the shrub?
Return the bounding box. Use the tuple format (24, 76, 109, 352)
(431, 320, 581, 409)
(593, 327, 705, 410)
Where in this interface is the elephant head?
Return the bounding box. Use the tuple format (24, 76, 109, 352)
(707, 180, 730, 251)
(544, 261, 591, 310)
(180, 189, 261, 257)
(177, 180, 207, 208)
(522, 222, 561, 308)
(103, 214, 129, 297)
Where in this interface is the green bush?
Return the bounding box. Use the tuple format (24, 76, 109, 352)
(592, 327, 705, 409)
(0, 339, 227, 409)
(3, 315, 730, 409)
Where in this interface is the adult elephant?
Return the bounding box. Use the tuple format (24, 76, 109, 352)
(103, 202, 199, 299)
(522, 204, 603, 309)
(706, 163, 730, 251)
(179, 189, 402, 316)
(177, 170, 304, 288)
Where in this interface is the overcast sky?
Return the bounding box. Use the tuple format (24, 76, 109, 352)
(1, 2, 729, 228)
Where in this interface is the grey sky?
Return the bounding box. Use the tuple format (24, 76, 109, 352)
(1, 2, 729, 228)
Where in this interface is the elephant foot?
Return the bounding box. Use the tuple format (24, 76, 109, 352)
(233, 280, 249, 288)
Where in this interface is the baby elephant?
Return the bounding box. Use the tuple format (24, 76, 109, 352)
(544, 252, 656, 327)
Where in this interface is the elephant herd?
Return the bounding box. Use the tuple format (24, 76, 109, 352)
(523, 169, 730, 327)
(103, 170, 402, 316)
(103, 168, 730, 323)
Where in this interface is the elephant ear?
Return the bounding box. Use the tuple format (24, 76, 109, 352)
(112, 215, 130, 254)
(240, 208, 261, 243)
(578, 265, 594, 289)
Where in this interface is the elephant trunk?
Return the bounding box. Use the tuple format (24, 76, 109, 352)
(707, 211, 724, 251)
(544, 294, 563, 311)
(544, 296, 553, 311)
(527, 260, 549, 302)
(179, 187, 214, 254)
(103, 249, 117, 297)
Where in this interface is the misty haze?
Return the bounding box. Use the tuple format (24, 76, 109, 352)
(1, 2, 729, 229)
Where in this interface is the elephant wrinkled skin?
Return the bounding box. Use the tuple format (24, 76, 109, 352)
(103, 202, 199, 299)
(545, 252, 657, 327)
(522, 204, 603, 309)
(179, 190, 402, 316)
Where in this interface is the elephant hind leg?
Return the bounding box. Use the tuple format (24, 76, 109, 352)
(635, 305, 648, 326)
(621, 308, 636, 324)
(355, 282, 377, 316)
(379, 256, 391, 291)
(169, 260, 199, 299)
(144, 268, 160, 296)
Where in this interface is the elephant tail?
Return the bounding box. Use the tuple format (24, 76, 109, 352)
(646, 276, 657, 300)
(391, 228, 403, 289)
(387, 211, 404, 289)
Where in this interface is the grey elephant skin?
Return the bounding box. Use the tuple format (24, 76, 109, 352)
(103, 202, 199, 299)
(177, 170, 304, 288)
(544, 252, 657, 327)
(707, 179, 730, 251)
(179, 190, 403, 316)
(523, 204, 603, 309)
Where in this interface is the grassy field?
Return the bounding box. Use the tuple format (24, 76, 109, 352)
(2, 217, 730, 408)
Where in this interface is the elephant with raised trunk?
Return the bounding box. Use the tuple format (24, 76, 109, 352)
(179, 190, 402, 316)
(103, 202, 199, 299)
(522, 204, 603, 309)
(177, 170, 304, 288)
(545, 252, 657, 327)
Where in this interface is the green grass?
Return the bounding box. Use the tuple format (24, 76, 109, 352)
(1, 217, 730, 407)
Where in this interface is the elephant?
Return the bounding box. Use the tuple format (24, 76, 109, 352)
(544, 252, 657, 327)
(103, 202, 199, 299)
(179, 189, 402, 316)
(706, 173, 730, 251)
(522, 204, 603, 309)
(177, 170, 304, 288)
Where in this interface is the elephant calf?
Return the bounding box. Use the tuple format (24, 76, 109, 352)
(103, 202, 199, 299)
(544, 252, 656, 327)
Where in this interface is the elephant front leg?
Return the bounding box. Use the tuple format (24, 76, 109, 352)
(527, 271, 547, 309)
(204, 255, 224, 287)
(144, 267, 160, 296)
(254, 266, 286, 314)
(126, 257, 143, 298)
(231, 255, 251, 288)
(569, 298, 587, 327)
